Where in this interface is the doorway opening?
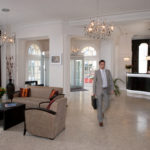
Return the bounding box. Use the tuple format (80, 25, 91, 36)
(70, 45, 97, 92)
(70, 56, 84, 91)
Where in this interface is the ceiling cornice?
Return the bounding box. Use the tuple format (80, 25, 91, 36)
(11, 20, 63, 30)
(68, 11, 150, 26)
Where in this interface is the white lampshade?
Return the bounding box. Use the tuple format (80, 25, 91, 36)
(146, 56, 150, 60)
(123, 57, 130, 61)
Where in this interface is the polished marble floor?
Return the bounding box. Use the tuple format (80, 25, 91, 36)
(0, 91, 150, 150)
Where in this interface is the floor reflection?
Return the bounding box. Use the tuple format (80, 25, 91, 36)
(137, 115, 148, 133)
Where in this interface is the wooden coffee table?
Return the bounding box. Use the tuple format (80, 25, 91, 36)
(0, 102, 25, 130)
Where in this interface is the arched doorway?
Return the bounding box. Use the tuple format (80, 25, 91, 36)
(70, 46, 97, 91)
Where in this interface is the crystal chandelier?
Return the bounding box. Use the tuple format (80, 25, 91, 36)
(84, 0, 114, 39)
(0, 31, 15, 46)
(84, 19, 114, 39)
(0, 8, 15, 46)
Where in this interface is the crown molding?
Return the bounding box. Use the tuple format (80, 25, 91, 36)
(68, 11, 150, 26)
(11, 20, 63, 30)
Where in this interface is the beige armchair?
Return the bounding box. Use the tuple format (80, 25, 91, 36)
(24, 97, 67, 140)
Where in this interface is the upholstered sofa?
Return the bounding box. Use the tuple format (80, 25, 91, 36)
(13, 85, 67, 139)
(13, 86, 63, 108)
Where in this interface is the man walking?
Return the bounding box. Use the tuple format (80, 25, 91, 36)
(93, 60, 114, 127)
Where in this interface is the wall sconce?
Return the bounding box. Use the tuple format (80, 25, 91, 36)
(123, 57, 130, 62)
(71, 47, 80, 56)
(146, 56, 150, 60)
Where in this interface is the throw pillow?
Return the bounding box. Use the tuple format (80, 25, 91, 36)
(20, 88, 30, 97)
(47, 89, 59, 109)
(46, 98, 56, 110)
(49, 89, 59, 101)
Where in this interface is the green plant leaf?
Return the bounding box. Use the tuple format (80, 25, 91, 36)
(113, 78, 125, 96)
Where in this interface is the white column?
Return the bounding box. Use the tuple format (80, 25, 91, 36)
(49, 33, 64, 87)
(15, 39, 26, 90)
(99, 39, 114, 74)
(1, 45, 7, 88)
(63, 35, 71, 96)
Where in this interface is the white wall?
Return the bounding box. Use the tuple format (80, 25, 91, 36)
(99, 39, 114, 74)
(115, 33, 132, 90)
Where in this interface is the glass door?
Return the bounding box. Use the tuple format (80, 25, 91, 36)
(75, 60, 83, 88)
(70, 57, 84, 90)
(70, 59, 75, 88)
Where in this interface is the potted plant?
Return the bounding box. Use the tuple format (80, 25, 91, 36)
(0, 87, 6, 99)
(113, 78, 124, 96)
(125, 64, 132, 73)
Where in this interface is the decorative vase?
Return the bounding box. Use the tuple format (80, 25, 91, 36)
(6, 79, 15, 102)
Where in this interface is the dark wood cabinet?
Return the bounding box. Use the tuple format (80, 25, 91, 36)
(127, 74, 150, 92)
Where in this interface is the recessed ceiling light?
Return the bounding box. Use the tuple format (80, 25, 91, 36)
(1, 8, 10, 12)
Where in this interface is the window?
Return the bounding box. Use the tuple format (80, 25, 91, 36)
(27, 44, 41, 84)
(138, 43, 148, 73)
(28, 44, 41, 56)
(81, 47, 96, 56)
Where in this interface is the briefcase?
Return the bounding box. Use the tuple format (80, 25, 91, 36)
(91, 96, 97, 109)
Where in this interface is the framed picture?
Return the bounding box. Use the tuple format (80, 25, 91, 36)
(51, 55, 61, 64)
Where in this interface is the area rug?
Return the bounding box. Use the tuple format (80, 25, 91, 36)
(71, 88, 88, 92)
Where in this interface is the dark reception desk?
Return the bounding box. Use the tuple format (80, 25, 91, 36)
(126, 73, 150, 98)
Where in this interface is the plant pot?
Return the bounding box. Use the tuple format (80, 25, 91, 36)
(6, 79, 15, 102)
(126, 69, 131, 73)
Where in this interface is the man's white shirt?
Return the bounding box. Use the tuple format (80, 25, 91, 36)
(100, 69, 107, 88)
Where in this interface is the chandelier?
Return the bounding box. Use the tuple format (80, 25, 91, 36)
(0, 31, 15, 46)
(84, 0, 114, 39)
(0, 8, 15, 46)
(84, 19, 114, 39)
(71, 47, 80, 56)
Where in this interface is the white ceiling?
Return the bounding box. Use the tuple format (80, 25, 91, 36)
(0, 0, 150, 25)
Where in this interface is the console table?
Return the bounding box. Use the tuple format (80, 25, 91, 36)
(126, 73, 150, 99)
